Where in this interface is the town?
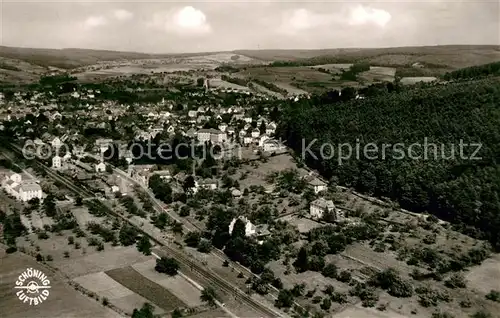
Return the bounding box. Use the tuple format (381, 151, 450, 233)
(1, 54, 500, 318)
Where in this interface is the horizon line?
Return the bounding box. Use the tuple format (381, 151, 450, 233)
(1, 43, 498, 56)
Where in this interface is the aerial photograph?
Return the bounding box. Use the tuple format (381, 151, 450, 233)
(0, 1, 499, 318)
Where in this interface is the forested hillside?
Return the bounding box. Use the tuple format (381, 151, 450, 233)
(444, 61, 500, 80)
(276, 78, 500, 250)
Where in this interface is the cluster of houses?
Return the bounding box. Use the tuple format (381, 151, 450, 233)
(0, 170, 43, 202)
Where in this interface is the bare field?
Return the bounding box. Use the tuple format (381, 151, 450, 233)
(466, 253, 500, 294)
(342, 243, 412, 273)
(235, 66, 330, 94)
(400, 76, 437, 85)
(209, 78, 251, 91)
(132, 259, 203, 307)
(105, 266, 186, 312)
(332, 304, 412, 318)
(73, 271, 162, 315)
(71, 207, 106, 228)
(55, 246, 150, 278)
(184, 308, 230, 318)
(358, 66, 396, 82)
(278, 214, 322, 233)
(0, 249, 122, 318)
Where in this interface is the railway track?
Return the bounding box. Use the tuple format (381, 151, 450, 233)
(2, 142, 283, 318)
(155, 245, 281, 317)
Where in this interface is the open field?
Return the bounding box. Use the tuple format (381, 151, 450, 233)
(132, 259, 203, 307)
(400, 76, 437, 85)
(105, 266, 186, 312)
(466, 253, 500, 294)
(71, 207, 106, 228)
(358, 66, 397, 82)
(235, 66, 335, 94)
(332, 304, 411, 318)
(235, 45, 500, 69)
(184, 308, 230, 318)
(310, 64, 353, 73)
(0, 248, 122, 318)
(73, 271, 162, 315)
(55, 246, 151, 278)
(209, 78, 252, 91)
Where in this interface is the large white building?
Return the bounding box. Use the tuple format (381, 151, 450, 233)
(1, 172, 43, 202)
(262, 138, 286, 153)
(310, 198, 336, 219)
(228, 216, 256, 237)
(197, 128, 227, 144)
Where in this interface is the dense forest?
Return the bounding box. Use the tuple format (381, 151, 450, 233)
(443, 61, 500, 81)
(276, 78, 500, 250)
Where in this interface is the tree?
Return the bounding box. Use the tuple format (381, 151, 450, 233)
(171, 308, 183, 318)
(36, 253, 43, 262)
(470, 311, 493, 318)
(293, 247, 309, 273)
(197, 239, 212, 253)
(149, 175, 173, 203)
(322, 263, 338, 278)
(179, 205, 190, 217)
(75, 196, 83, 206)
(137, 236, 152, 255)
(231, 218, 246, 239)
(183, 175, 196, 192)
(200, 286, 218, 307)
(320, 297, 332, 310)
(43, 194, 57, 217)
(184, 231, 201, 247)
(132, 303, 154, 318)
(155, 257, 179, 276)
(119, 224, 138, 246)
(444, 273, 466, 289)
(485, 290, 500, 302)
(275, 289, 294, 308)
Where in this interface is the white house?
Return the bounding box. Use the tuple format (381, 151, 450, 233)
(210, 129, 227, 144)
(51, 137, 62, 149)
(228, 216, 256, 237)
(308, 178, 328, 194)
(197, 129, 212, 143)
(1, 172, 43, 202)
(251, 128, 260, 139)
(218, 123, 228, 132)
(243, 135, 253, 145)
(262, 139, 286, 153)
(310, 198, 335, 219)
(188, 110, 198, 118)
(17, 183, 43, 202)
(95, 138, 113, 154)
(198, 179, 217, 190)
(244, 117, 252, 123)
(95, 162, 107, 173)
(52, 155, 62, 170)
(266, 124, 276, 136)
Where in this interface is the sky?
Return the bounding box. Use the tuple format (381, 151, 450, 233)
(1, 0, 499, 53)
